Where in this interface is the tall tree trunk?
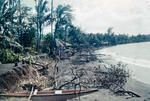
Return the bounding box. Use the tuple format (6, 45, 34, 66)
(18, 0, 22, 45)
(36, 21, 40, 52)
(50, 0, 56, 55)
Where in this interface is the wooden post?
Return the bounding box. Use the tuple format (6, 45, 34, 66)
(28, 86, 34, 101)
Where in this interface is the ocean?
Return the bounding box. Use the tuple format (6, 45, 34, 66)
(96, 42, 150, 84)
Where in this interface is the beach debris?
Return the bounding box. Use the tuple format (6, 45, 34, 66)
(93, 63, 130, 92)
(114, 90, 141, 98)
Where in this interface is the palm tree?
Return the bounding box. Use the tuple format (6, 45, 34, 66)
(54, 4, 73, 42)
(34, 0, 51, 52)
(0, 0, 18, 35)
(0, 0, 24, 50)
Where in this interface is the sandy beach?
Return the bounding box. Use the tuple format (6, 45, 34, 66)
(72, 79, 150, 101)
(73, 49, 150, 101)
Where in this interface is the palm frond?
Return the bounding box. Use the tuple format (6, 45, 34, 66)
(56, 4, 72, 19)
(41, 0, 48, 13)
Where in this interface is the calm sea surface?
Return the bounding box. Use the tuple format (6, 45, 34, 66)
(96, 42, 150, 84)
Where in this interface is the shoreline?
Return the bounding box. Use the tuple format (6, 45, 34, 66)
(1, 47, 150, 101)
(95, 42, 150, 85)
(100, 53, 150, 85)
(74, 48, 150, 101)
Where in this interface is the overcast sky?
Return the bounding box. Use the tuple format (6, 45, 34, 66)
(23, 0, 150, 35)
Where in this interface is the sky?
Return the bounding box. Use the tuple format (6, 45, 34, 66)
(23, 0, 150, 35)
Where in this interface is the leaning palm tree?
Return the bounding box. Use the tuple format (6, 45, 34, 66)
(54, 4, 73, 42)
(34, 0, 51, 52)
(48, 4, 73, 55)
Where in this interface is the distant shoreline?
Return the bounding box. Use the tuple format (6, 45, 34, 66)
(95, 42, 150, 85)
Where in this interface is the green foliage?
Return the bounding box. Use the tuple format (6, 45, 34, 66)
(19, 25, 36, 47)
(24, 47, 36, 55)
(0, 0, 19, 36)
(66, 27, 150, 48)
(0, 34, 23, 53)
(0, 49, 19, 63)
(17, 6, 34, 47)
(42, 34, 55, 53)
(54, 5, 73, 41)
(41, 45, 50, 53)
(68, 26, 82, 45)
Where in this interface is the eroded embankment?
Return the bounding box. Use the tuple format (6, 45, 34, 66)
(0, 61, 50, 93)
(0, 64, 30, 92)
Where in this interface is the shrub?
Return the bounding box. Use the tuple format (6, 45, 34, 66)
(0, 49, 19, 63)
(94, 62, 130, 92)
(24, 47, 36, 55)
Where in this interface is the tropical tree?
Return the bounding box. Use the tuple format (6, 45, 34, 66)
(18, 6, 34, 47)
(44, 4, 73, 55)
(0, 0, 18, 36)
(54, 5, 73, 42)
(0, 0, 24, 51)
(34, 0, 51, 52)
(68, 26, 81, 45)
(19, 23, 36, 48)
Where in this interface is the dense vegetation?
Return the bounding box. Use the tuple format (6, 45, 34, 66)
(65, 27, 150, 47)
(0, 0, 150, 63)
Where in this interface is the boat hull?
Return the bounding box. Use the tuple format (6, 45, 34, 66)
(31, 93, 82, 101)
(0, 89, 98, 101)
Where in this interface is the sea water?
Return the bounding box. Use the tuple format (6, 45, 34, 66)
(96, 42, 150, 84)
